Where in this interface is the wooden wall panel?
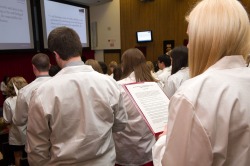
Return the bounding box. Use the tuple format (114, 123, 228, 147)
(120, 0, 250, 62)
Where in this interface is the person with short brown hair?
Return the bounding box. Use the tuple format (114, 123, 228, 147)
(26, 27, 127, 166)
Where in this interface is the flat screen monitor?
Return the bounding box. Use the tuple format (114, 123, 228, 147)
(0, 0, 35, 51)
(40, 0, 90, 49)
(136, 30, 153, 43)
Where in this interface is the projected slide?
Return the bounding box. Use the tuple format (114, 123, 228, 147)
(0, 0, 34, 50)
(41, 0, 89, 48)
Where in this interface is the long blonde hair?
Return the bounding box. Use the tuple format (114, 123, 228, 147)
(186, 0, 250, 77)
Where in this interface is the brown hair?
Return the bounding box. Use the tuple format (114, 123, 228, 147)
(32, 53, 50, 72)
(48, 26, 82, 60)
(121, 48, 157, 82)
(85, 59, 103, 74)
(146, 61, 155, 72)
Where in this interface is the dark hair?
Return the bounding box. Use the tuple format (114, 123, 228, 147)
(2, 76, 10, 84)
(32, 53, 50, 72)
(98, 61, 108, 74)
(49, 65, 61, 76)
(113, 65, 122, 81)
(158, 55, 171, 67)
(170, 46, 188, 75)
(48, 26, 82, 60)
(121, 48, 157, 82)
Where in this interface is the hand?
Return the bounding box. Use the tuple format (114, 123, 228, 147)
(156, 124, 167, 140)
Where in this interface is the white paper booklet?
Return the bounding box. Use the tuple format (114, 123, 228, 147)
(123, 82, 169, 135)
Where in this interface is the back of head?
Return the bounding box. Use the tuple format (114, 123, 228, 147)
(32, 53, 50, 72)
(170, 46, 188, 75)
(146, 61, 155, 72)
(157, 55, 171, 68)
(109, 61, 118, 68)
(6, 76, 28, 97)
(113, 65, 123, 81)
(186, 0, 250, 77)
(49, 65, 61, 76)
(98, 61, 108, 74)
(48, 26, 82, 60)
(85, 59, 103, 74)
(121, 48, 156, 82)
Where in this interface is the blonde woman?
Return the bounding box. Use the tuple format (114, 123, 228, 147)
(3, 76, 28, 166)
(153, 0, 250, 165)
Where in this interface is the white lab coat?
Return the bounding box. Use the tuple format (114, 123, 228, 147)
(153, 55, 250, 166)
(13, 76, 51, 127)
(163, 67, 189, 99)
(3, 96, 26, 145)
(26, 62, 127, 166)
(157, 67, 171, 85)
(113, 72, 156, 166)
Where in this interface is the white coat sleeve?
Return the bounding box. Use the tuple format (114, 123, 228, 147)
(26, 91, 51, 166)
(161, 94, 213, 166)
(112, 89, 127, 132)
(163, 76, 175, 99)
(3, 100, 12, 124)
(152, 135, 167, 166)
(13, 91, 28, 126)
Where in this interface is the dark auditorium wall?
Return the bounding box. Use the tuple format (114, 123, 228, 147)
(0, 50, 94, 106)
(120, 0, 250, 62)
(0, 51, 53, 106)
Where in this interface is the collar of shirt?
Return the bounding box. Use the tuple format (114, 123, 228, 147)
(205, 55, 246, 73)
(65, 61, 84, 67)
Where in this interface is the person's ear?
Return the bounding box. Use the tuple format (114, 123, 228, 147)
(32, 64, 37, 72)
(54, 51, 60, 60)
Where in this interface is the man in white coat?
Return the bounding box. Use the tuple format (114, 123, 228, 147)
(13, 53, 51, 130)
(26, 27, 127, 166)
(156, 55, 171, 85)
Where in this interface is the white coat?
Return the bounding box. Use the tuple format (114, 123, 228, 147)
(3, 96, 26, 145)
(163, 67, 189, 99)
(26, 62, 127, 166)
(13, 76, 51, 127)
(113, 72, 156, 166)
(157, 67, 171, 85)
(153, 56, 250, 166)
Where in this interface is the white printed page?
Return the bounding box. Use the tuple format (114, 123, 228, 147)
(124, 82, 169, 134)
